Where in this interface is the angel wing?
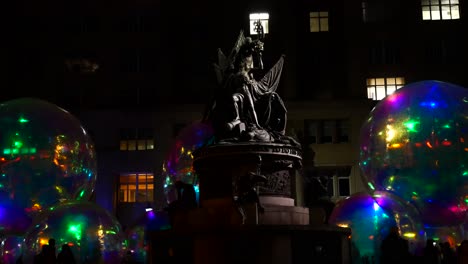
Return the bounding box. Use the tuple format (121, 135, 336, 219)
(213, 30, 246, 85)
(256, 55, 285, 93)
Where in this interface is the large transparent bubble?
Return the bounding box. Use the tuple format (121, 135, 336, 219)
(425, 225, 465, 249)
(0, 235, 23, 264)
(329, 191, 425, 261)
(162, 121, 213, 204)
(359, 80, 468, 226)
(22, 201, 125, 264)
(0, 98, 97, 234)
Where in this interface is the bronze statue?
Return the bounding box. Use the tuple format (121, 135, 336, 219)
(203, 30, 293, 144)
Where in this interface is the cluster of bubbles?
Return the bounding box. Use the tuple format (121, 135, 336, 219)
(0, 98, 125, 263)
(329, 81, 468, 259)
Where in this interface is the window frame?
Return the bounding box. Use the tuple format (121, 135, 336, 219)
(366, 77, 405, 101)
(421, 0, 460, 21)
(249, 13, 269, 35)
(120, 128, 154, 151)
(119, 173, 154, 203)
(304, 119, 350, 144)
(309, 11, 329, 32)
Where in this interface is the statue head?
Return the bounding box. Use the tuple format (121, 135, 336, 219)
(234, 37, 264, 73)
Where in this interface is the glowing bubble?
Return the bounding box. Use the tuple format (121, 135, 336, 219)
(162, 121, 213, 204)
(372, 191, 426, 256)
(124, 225, 147, 263)
(425, 225, 465, 249)
(329, 191, 425, 261)
(359, 80, 468, 226)
(0, 235, 23, 264)
(0, 98, 97, 234)
(22, 201, 125, 264)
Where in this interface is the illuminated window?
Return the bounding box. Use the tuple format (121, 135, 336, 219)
(249, 13, 269, 35)
(367, 77, 405, 100)
(119, 173, 154, 203)
(120, 128, 154, 151)
(421, 0, 460, 20)
(310, 11, 329, 32)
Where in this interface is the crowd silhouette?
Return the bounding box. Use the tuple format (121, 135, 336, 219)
(353, 226, 468, 264)
(31, 238, 76, 264)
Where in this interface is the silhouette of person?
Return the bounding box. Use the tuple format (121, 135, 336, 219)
(380, 225, 410, 264)
(440, 241, 455, 264)
(423, 238, 441, 264)
(33, 245, 48, 264)
(57, 244, 76, 264)
(457, 240, 468, 264)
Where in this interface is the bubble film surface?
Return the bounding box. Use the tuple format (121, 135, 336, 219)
(0, 235, 23, 264)
(0, 98, 97, 234)
(22, 201, 125, 264)
(162, 121, 213, 204)
(329, 191, 424, 260)
(359, 81, 468, 226)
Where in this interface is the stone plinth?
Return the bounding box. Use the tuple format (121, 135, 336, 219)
(192, 142, 307, 226)
(193, 142, 302, 200)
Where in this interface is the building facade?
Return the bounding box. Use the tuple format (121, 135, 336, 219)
(3, 0, 468, 228)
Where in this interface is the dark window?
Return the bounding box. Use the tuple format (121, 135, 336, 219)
(304, 119, 350, 144)
(338, 178, 350, 196)
(321, 120, 335, 143)
(369, 40, 400, 65)
(304, 120, 318, 144)
(118, 15, 158, 32)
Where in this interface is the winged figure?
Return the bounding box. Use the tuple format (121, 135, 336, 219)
(203, 30, 292, 144)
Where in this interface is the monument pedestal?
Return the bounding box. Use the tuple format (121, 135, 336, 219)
(148, 143, 351, 263)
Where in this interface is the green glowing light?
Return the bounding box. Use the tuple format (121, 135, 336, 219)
(12, 149, 19, 154)
(367, 182, 375, 190)
(465, 198, 468, 203)
(30, 148, 36, 154)
(403, 120, 420, 132)
(105, 230, 117, 235)
(412, 191, 418, 195)
(14, 141, 23, 148)
(79, 190, 85, 198)
(68, 224, 82, 240)
(463, 171, 468, 176)
(18, 117, 29, 123)
(3, 149, 11, 155)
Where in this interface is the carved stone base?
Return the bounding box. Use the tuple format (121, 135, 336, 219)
(193, 142, 302, 203)
(259, 205, 309, 225)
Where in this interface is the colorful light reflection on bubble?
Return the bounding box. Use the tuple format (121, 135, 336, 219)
(0, 235, 23, 264)
(425, 225, 465, 249)
(162, 121, 213, 204)
(359, 80, 468, 226)
(329, 191, 425, 261)
(0, 98, 97, 234)
(22, 201, 125, 264)
(124, 225, 147, 264)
